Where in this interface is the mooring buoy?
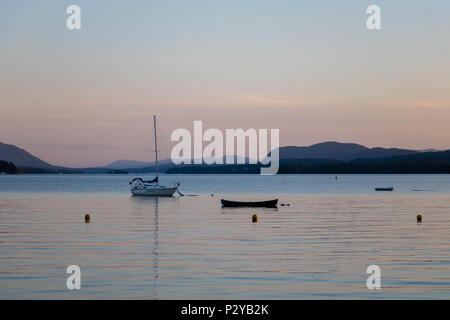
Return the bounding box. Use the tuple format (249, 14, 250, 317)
(417, 214, 422, 223)
(252, 214, 258, 223)
(85, 213, 91, 223)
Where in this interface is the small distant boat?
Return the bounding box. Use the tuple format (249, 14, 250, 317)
(375, 187, 394, 192)
(221, 199, 278, 208)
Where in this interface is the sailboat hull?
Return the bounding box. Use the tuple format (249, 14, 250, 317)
(131, 186, 178, 196)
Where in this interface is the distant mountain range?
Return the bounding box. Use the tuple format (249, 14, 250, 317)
(0, 140, 447, 174)
(0, 142, 83, 174)
(105, 159, 173, 169)
(278, 142, 420, 161)
(105, 142, 437, 170)
(104, 156, 250, 169)
(0, 142, 54, 168)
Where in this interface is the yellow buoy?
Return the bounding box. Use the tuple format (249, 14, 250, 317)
(252, 214, 258, 223)
(85, 213, 91, 223)
(417, 214, 422, 223)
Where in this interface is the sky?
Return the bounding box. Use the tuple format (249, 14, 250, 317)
(1, 0, 449, 167)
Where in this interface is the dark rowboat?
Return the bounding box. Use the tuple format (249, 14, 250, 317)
(221, 199, 278, 208)
(375, 187, 394, 191)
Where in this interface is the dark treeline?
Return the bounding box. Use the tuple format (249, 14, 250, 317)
(277, 161, 450, 174)
(17, 167, 83, 174)
(166, 164, 259, 174)
(0, 161, 18, 174)
(166, 161, 450, 174)
(107, 169, 129, 174)
(166, 151, 450, 174)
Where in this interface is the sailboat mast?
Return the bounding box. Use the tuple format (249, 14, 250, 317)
(153, 115, 159, 185)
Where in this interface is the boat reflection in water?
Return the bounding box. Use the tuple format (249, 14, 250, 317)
(129, 196, 161, 299)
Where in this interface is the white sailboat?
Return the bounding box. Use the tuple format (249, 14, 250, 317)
(129, 115, 180, 196)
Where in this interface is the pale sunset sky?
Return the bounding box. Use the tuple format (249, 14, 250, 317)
(1, 1, 449, 167)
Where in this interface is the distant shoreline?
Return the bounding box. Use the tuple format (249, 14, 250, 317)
(3, 143, 450, 175)
(18, 166, 450, 175)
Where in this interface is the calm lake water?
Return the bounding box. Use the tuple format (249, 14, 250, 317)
(1, 174, 450, 299)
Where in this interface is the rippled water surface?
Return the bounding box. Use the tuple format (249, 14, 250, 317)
(1, 174, 450, 299)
